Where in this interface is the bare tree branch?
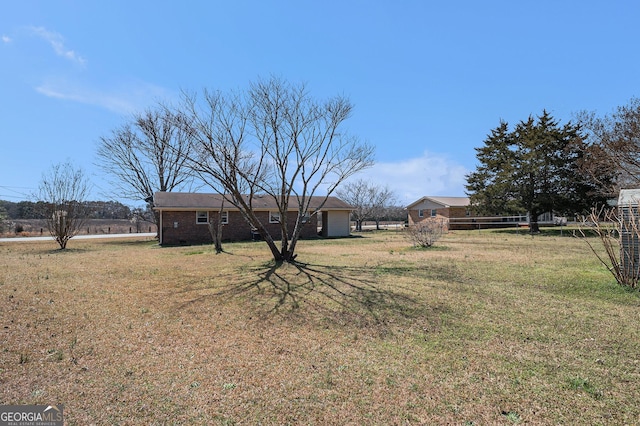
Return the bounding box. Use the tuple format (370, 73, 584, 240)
(336, 179, 396, 231)
(575, 206, 640, 289)
(37, 161, 92, 249)
(179, 77, 374, 262)
(96, 103, 195, 228)
(576, 98, 640, 193)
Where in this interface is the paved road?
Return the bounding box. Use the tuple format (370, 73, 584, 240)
(0, 233, 156, 243)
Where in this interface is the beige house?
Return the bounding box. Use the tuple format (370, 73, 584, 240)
(406, 196, 471, 230)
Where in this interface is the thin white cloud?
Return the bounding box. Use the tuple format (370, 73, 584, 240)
(20, 26, 170, 113)
(36, 84, 133, 113)
(2, 35, 11, 43)
(28, 26, 86, 65)
(36, 79, 172, 114)
(349, 151, 469, 205)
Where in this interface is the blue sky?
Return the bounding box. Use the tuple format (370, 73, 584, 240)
(1, 1, 639, 205)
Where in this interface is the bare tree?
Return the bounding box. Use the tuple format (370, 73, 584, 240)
(181, 77, 374, 262)
(96, 105, 194, 227)
(336, 179, 395, 231)
(37, 161, 92, 249)
(368, 185, 396, 230)
(576, 98, 640, 193)
(336, 179, 373, 232)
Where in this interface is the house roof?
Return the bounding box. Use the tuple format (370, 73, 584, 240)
(153, 192, 354, 211)
(406, 196, 470, 209)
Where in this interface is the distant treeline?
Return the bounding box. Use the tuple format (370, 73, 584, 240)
(0, 200, 135, 220)
(1, 199, 407, 222)
(363, 205, 408, 223)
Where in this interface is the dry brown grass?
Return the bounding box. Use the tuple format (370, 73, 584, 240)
(1, 230, 639, 424)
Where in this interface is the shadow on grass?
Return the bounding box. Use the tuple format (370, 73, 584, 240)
(101, 239, 158, 247)
(27, 238, 157, 253)
(174, 261, 451, 333)
(29, 247, 92, 255)
(491, 227, 580, 237)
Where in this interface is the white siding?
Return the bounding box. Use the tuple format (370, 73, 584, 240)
(326, 210, 351, 237)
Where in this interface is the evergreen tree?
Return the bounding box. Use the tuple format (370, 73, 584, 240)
(466, 111, 609, 232)
(466, 121, 521, 216)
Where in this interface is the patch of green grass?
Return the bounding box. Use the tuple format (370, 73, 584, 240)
(502, 411, 521, 423)
(184, 250, 205, 256)
(567, 376, 603, 400)
(407, 244, 451, 252)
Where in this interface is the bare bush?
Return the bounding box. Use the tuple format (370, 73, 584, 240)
(575, 206, 640, 289)
(405, 219, 446, 248)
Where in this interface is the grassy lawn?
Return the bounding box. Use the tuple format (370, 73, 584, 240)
(1, 229, 639, 424)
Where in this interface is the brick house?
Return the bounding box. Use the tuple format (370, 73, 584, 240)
(153, 192, 353, 245)
(406, 196, 471, 230)
(407, 196, 567, 230)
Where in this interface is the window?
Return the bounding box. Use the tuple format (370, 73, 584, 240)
(196, 211, 209, 224)
(269, 211, 281, 223)
(220, 211, 228, 224)
(431, 209, 437, 217)
(301, 212, 311, 223)
(418, 209, 424, 218)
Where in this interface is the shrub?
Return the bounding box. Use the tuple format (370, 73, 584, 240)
(405, 219, 446, 248)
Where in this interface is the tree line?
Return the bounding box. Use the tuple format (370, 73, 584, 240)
(0, 199, 137, 220)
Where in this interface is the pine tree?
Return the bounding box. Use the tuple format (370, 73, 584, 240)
(466, 111, 609, 232)
(466, 121, 520, 216)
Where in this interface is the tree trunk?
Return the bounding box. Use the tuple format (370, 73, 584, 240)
(151, 203, 161, 239)
(208, 219, 223, 254)
(257, 227, 287, 262)
(529, 215, 540, 233)
(280, 249, 297, 262)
